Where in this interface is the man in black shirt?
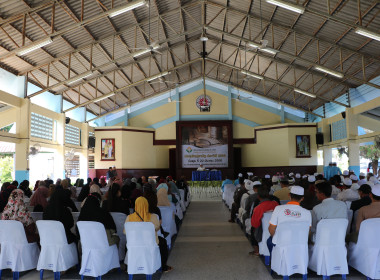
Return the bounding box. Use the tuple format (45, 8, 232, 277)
(350, 184, 372, 212)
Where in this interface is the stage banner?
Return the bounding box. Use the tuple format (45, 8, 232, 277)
(181, 125, 228, 168)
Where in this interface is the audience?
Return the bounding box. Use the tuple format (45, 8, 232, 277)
(229, 176, 246, 223)
(77, 178, 91, 202)
(0, 184, 17, 212)
(77, 192, 119, 246)
(1, 189, 39, 243)
(29, 183, 49, 212)
(350, 184, 372, 212)
(157, 184, 171, 207)
(273, 178, 290, 200)
(102, 183, 130, 215)
(337, 178, 360, 201)
(43, 188, 77, 244)
(19, 180, 32, 198)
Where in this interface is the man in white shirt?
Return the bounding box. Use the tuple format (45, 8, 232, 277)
(311, 181, 347, 238)
(197, 164, 205, 171)
(337, 178, 360, 202)
(267, 186, 312, 252)
(358, 172, 367, 186)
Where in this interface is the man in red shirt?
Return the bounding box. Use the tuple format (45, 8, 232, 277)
(249, 186, 279, 256)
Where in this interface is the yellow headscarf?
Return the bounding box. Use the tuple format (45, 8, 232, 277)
(128, 197, 151, 222)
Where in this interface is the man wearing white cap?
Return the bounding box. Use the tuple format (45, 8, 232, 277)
(271, 176, 281, 194)
(234, 173, 243, 186)
(347, 184, 380, 243)
(221, 176, 233, 193)
(311, 181, 347, 238)
(238, 180, 255, 222)
(337, 178, 360, 202)
(358, 172, 367, 186)
(267, 186, 312, 252)
(229, 176, 247, 223)
(350, 175, 360, 191)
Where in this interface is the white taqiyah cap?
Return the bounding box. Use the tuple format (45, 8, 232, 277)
(238, 173, 243, 177)
(350, 175, 358, 181)
(265, 174, 270, 179)
(308, 175, 316, 183)
(290, 186, 304, 196)
(289, 172, 294, 177)
(371, 184, 380, 196)
(343, 170, 349, 176)
(272, 176, 278, 183)
(369, 176, 377, 182)
(360, 172, 365, 177)
(252, 181, 262, 187)
(247, 172, 253, 176)
(245, 180, 254, 191)
(314, 173, 319, 176)
(302, 175, 308, 179)
(295, 173, 301, 178)
(343, 178, 352, 186)
(351, 183, 360, 191)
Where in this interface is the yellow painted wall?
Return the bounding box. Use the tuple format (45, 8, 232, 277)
(232, 101, 280, 125)
(180, 89, 228, 115)
(233, 121, 254, 139)
(129, 102, 175, 128)
(155, 122, 176, 140)
(0, 107, 19, 130)
(95, 127, 170, 169)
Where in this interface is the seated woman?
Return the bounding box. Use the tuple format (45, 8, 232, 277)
(19, 180, 32, 198)
(30, 184, 49, 212)
(81, 184, 103, 208)
(77, 193, 119, 246)
(102, 183, 130, 215)
(157, 184, 171, 207)
(43, 189, 77, 244)
(1, 189, 39, 243)
(125, 197, 173, 272)
(0, 184, 17, 212)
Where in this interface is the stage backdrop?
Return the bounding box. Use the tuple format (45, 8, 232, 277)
(176, 121, 234, 178)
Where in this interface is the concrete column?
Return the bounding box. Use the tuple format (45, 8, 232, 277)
(227, 85, 232, 120)
(348, 141, 360, 176)
(175, 87, 180, 121)
(323, 147, 332, 178)
(80, 123, 89, 179)
(346, 108, 360, 176)
(15, 99, 30, 182)
(54, 113, 65, 180)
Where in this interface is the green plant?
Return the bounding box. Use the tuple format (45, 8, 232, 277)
(360, 145, 380, 176)
(0, 156, 14, 183)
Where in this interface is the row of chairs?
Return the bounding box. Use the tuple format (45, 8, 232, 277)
(0, 188, 191, 279)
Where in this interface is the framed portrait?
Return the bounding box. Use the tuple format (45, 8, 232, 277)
(101, 138, 115, 161)
(296, 135, 311, 158)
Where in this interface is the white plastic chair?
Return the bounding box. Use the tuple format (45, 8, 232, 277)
(124, 222, 161, 280)
(271, 221, 310, 279)
(348, 218, 380, 280)
(158, 206, 177, 249)
(30, 212, 43, 222)
(77, 221, 120, 279)
(179, 189, 185, 204)
(308, 219, 348, 279)
(0, 220, 40, 280)
(258, 211, 273, 265)
(172, 202, 183, 220)
(224, 184, 236, 209)
(110, 212, 127, 261)
(36, 220, 78, 280)
(74, 201, 81, 211)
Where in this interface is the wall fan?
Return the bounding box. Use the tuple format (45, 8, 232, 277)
(28, 143, 41, 156)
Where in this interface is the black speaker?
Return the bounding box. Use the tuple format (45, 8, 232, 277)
(65, 117, 71, 124)
(88, 136, 95, 148)
(316, 132, 324, 145)
(341, 112, 346, 119)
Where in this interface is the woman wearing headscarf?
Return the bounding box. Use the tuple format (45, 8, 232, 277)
(19, 180, 32, 198)
(80, 184, 103, 208)
(1, 189, 39, 243)
(157, 184, 171, 207)
(77, 178, 92, 202)
(77, 193, 119, 246)
(43, 188, 77, 244)
(102, 183, 129, 215)
(125, 197, 173, 272)
(30, 184, 49, 212)
(0, 184, 17, 212)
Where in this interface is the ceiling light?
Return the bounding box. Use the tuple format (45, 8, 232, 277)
(146, 71, 169, 82)
(355, 27, 380, 42)
(95, 93, 115, 102)
(266, 0, 305, 14)
(248, 42, 260, 49)
(200, 36, 209, 42)
(16, 37, 53, 56)
(261, 47, 279, 55)
(108, 0, 147, 18)
(241, 70, 263, 80)
(127, 105, 131, 114)
(66, 71, 94, 85)
(314, 65, 344, 78)
(132, 49, 150, 58)
(294, 88, 316, 98)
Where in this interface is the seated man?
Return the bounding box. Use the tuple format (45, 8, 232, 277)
(273, 178, 290, 201)
(197, 164, 205, 171)
(350, 184, 372, 212)
(228, 177, 246, 223)
(221, 176, 233, 192)
(337, 178, 360, 202)
(311, 181, 347, 238)
(267, 186, 312, 253)
(249, 186, 279, 256)
(347, 184, 380, 243)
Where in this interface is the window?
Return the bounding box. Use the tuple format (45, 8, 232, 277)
(65, 124, 81, 146)
(31, 112, 53, 141)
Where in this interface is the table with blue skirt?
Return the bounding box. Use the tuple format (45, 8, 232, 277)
(190, 171, 223, 198)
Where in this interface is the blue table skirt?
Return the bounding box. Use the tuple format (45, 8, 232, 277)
(192, 170, 222, 181)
